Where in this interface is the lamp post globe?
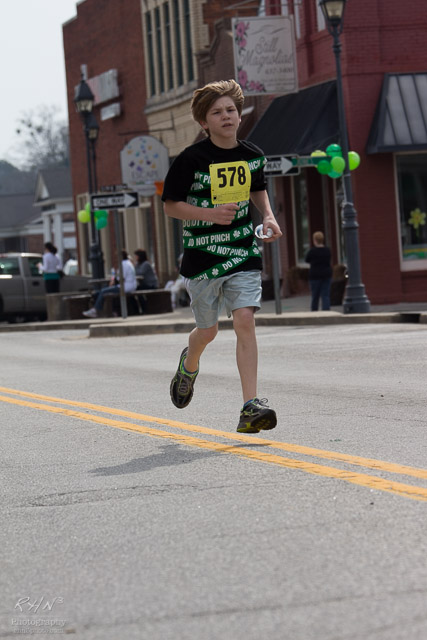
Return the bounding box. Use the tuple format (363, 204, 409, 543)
(319, 0, 346, 31)
(74, 77, 94, 114)
(319, 0, 370, 313)
(87, 111, 99, 142)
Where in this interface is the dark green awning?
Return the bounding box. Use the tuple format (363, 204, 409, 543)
(247, 81, 339, 156)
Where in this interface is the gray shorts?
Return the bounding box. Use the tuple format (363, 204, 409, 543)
(185, 270, 262, 329)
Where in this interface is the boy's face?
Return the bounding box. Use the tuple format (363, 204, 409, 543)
(200, 96, 241, 147)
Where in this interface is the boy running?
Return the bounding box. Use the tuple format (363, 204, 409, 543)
(162, 79, 282, 433)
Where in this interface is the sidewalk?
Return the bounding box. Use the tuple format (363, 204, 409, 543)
(1, 294, 427, 336)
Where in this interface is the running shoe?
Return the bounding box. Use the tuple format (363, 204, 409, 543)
(170, 347, 199, 408)
(237, 398, 277, 433)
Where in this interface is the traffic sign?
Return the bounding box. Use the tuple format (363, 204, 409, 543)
(91, 192, 139, 210)
(265, 155, 300, 176)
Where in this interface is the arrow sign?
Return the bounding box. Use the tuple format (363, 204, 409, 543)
(91, 191, 139, 210)
(265, 155, 299, 176)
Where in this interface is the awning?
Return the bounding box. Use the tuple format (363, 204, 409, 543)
(247, 81, 339, 156)
(367, 73, 427, 154)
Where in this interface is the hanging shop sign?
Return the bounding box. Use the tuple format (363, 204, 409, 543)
(232, 16, 298, 96)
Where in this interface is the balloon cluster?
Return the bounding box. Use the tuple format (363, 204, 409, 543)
(77, 202, 109, 230)
(311, 144, 361, 179)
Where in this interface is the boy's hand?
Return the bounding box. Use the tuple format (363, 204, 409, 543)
(258, 214, 282, 243)
(261, 220, 282, 242)
(209, 203, 239, 225)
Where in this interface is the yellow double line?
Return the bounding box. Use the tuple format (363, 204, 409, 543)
(1, 385, 427, 502)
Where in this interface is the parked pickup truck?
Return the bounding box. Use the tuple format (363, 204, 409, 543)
(0, 253, 91, 323)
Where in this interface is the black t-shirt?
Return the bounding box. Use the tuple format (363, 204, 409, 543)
(305, 246, 332, 280)
(162, 137, 267, 280)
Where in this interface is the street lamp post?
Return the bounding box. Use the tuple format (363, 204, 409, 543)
(319, 0, 370, 313)
(74, 76, 104, 279)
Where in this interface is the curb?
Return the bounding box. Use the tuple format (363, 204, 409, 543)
(87, 311, 426, 338)
(1, 311, 426, 337)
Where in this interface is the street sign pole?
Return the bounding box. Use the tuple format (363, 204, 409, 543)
(266, 176, 282, 315)
(112, 210, 128, 320)
(90, 190, 141, 319)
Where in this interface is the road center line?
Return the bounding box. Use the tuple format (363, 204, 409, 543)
(0, 386, 426, 481)
(1, 391, 427, 502)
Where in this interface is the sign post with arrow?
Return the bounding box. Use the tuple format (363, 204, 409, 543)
(90, 191, 140, 320)
(265, 156, 300, 176)
(91, 191, 139, 210)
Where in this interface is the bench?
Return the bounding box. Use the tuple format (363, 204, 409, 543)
(47, 292, 91, 322)
(63, 289, 172, 320)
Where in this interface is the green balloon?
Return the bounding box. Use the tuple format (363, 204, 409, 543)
(348, 151, 361, 170)
(311, 150, 326, 157)
(96, 216, 108, 230)
(94, 209, 108, 220)
(326, 143, 342, 157)
(85, 202, 91, 213)
(328, 170, 342, 179)
(331, 156, 346, 173)
(317, 160, 332, 175)
(78, 209, 90, 223)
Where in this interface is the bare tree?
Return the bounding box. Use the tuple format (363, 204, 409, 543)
(14, 105, 69, 171)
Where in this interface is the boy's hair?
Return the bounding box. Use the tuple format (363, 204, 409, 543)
(313, 231, 324, 244)
(191, 79, 245, 125)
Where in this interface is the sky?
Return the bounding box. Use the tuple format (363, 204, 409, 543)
(1, 0, 79, 165)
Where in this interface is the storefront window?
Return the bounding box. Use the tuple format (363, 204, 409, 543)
(397, 154, 427, 262)
(294, 173, 309, 263)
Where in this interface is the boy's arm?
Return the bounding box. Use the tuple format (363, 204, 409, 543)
(164, 199, 238, 226)
(250, 190, 283, 240)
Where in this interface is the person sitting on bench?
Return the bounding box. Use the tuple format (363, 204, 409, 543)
(83, 250, 137, 318)
(134, 249, 159, 290)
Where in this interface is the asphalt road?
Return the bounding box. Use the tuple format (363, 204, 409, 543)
(1, 323, 427, 639)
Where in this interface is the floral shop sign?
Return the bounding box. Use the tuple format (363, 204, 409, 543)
(232, 16, 298, 96)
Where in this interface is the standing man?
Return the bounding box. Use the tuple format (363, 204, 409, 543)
(162, 79, 282, 433)
(305, 231, 333, 311)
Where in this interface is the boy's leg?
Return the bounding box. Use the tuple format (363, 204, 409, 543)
(186, 324, 218, 372)
(233, 306, 277, 433)
(232, 307, 257, 403)
(170, 277, 221, 409)
(170, 324, 217, 409)
(222, 272, 276, 433)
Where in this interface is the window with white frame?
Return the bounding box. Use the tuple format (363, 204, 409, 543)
(294, 173, 310, 262)
(143, 0, 194, 98)
(316, 0, 325, 31)
(397, 154, 427, 265)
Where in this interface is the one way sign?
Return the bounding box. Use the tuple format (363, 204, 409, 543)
(264, 156, 300, 176)
(91, 191, 139, 210)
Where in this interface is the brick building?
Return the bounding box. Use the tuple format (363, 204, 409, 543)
(249, 0, 427, 303)
(63, 0, 268, 284)
(140, 0, 263, 282)
(63, 0, 152, 276)
(63, 0, 427, 303)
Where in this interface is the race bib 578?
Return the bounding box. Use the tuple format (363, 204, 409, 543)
(209, 161, 251, 204)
